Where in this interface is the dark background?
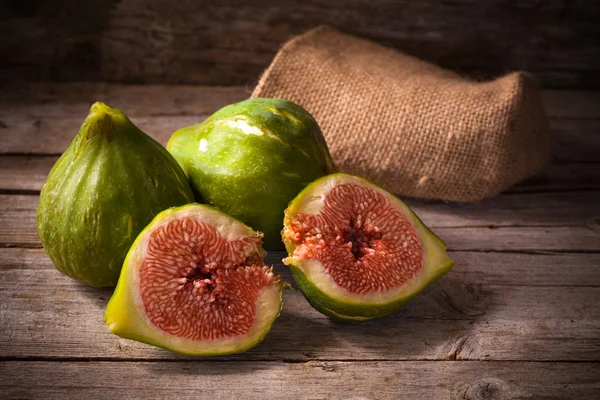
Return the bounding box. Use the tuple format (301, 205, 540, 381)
(1, 0, 599, 89)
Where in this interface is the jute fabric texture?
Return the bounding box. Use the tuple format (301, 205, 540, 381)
(252, 26, 551, 202)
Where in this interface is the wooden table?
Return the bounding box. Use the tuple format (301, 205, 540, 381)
(1, 83, 599, 399)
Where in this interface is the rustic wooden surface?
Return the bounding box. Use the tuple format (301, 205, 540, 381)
(0, 83, 599, 399)
(1, 1, 599, 88)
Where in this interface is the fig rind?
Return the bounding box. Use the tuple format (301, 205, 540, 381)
(105, 203, 283, 356)
(282, 173, 453, 321)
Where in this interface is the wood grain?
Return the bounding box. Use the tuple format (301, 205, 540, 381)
(2, 84, 598, 159)
(1, 1, 599, 88)
(2, 154, 599, 194)
(3, 191, 599, 251)
(2, 361, 600, 400)
(0, 83, 249, 155)
(1, 115, 204, 155)
(1, 83, 598, 119)
(0, 83, 249, 118)
(0, 82, 598, 397)
(2, 113, 598, 163)
(1, 248, 599, 362)
(2, 84, 598, 200)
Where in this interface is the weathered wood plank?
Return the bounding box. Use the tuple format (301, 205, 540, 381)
(438, 225, 600, 252)
(408, 192, 600, 228)
(1, 1, 599, 88)
(542, 90, 600, 119)
(2, 361, 599, 400)
(5, 190, 600, 230)
(507, 163, 600, 193)
(1, 154, 599, 195)
(2, 114, 598, 164)
(551, 119, 600, 163)
(1, 84, 598, 158)
(1, 115, 204, 154)
(0, 83, 248, 117)
(6, 248, 600, 286)
(1, 83, 598, 119)
(0, 195, 38, 246)
(0, 156, 53, 192)
(1, 248, 599, 361)
(0, 83, 249, 155)
(4, 189, 599, 232)
(2, 192, 599, 251)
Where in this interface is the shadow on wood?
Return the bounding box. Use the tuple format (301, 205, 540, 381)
(264, 254, 492, 361)
(2, 1, 599, 88)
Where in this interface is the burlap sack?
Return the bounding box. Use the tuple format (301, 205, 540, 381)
(252, 26, 551, 202)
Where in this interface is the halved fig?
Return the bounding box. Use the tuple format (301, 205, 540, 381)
(105, 204, 283, 356)
(282, 173, 453, 321)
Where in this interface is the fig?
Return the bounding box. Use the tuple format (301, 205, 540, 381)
(37, 102, 194, 287)
(167, 98, 335, 250)
(105, 203, 283, 356)
(282, 173, 453, 321)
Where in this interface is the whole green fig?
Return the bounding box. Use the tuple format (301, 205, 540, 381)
(37, 102, 194, 287)
(167, 98, 335, 249)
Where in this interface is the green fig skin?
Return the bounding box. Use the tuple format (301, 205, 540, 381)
(282, 173, 454, 322)
(167, 98, 336, 250)
(36, 102, 194, 288)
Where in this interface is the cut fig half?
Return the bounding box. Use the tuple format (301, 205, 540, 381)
(282, 173, 453, 321)
(105, 204, 283, 356)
